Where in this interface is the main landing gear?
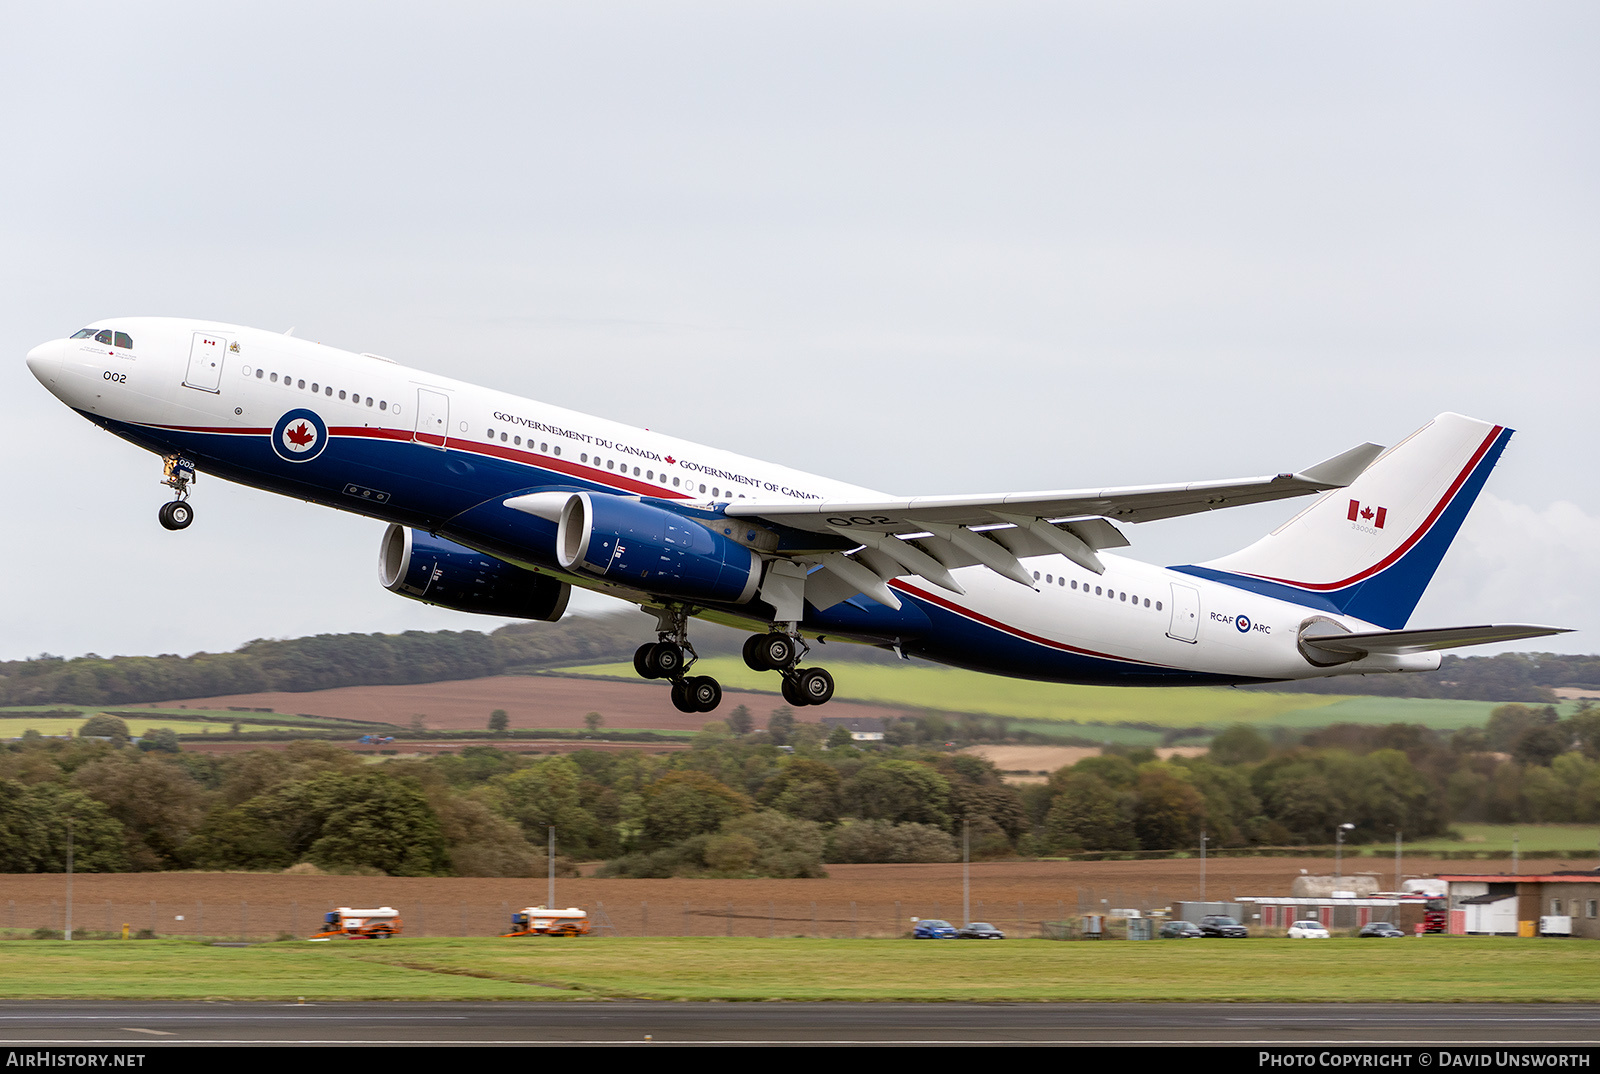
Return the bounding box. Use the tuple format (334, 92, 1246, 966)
(742, 631, 835, 708)
(158, 455, 195, 531)
(634, 605, 723, 714)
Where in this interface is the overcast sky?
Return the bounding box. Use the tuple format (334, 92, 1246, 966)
(1, 2, 1595, 662)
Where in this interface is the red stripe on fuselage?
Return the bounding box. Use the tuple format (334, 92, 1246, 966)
(889, 579, 1170, 669)
(133, 420, 696, 502)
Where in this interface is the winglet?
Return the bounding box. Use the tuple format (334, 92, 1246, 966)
(1297, 442, 1385, 488)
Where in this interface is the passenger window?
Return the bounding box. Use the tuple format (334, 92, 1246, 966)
(340, 390, 347, 400)
(514, 436, 522, 446)
(552, 446, 559, 455)
(499, 432, 507, 442)
(379, 400, 386, 410)
(366, 397, 374, 407)
(298, 379, 305, 389)
(255, 369, 264, 379)
(311, 383, 319, 393)
(271, 373, 279, 383)
(325, 386, 332, 396)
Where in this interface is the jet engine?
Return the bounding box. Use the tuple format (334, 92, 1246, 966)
(552, 491, 760, 605)
(379, 525, 570, 621)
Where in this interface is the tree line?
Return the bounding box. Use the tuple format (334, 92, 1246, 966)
(3, 700, 1596, 877)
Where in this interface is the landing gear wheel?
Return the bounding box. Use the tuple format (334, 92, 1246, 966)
(756, 634, 795, 671)
(742, 634, 769, 672)
(685, 675, 722, 713)
(670, 678, 698, 713)
(634, 644, 659, 680)
(158, 501, 193, 531)
(652, 642, 685, 678)
(781, 675, 809, 707)
(797, 667, 835, 706)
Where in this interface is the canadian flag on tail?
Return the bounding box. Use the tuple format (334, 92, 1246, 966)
(1348, 500, 1386, 528)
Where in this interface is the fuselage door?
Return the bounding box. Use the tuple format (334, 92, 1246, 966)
(184, 333, 227, 393)
(1166, 583, 1200, 643)
(414, 389, 449, 449)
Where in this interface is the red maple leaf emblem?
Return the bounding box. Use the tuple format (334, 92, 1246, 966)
(664, 456, 675, 464)
(1360, 506, 1374, 521)
(285, 422, 315, 447)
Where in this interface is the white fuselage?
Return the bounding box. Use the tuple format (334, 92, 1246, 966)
(26, 317, 1436, 686)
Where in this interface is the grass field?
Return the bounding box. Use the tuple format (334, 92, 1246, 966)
(1383, 824, 1600, 855)
(0, 714, 325, 737)
(559, 660, 1537, 733)
(0, 936, 1594, 1002)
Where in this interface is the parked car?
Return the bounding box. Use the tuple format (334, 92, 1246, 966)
(956, 922, 1005, 939)
(1287, 919, 1331, 939)
(1199, 915, 1249, 938)
(1159, 920, 1204, 939)
(913, 919, 958, 939)
(1358, 922, 1406, 938)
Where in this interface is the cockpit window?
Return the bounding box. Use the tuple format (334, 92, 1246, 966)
(70, 328, 96, 339)
(94, 330, 113, 345)
(113, 332, 132, 349)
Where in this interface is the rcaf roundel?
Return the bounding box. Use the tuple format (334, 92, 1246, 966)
(272, 409, 329, 463)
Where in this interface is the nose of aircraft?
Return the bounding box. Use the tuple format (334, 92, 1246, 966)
(26, 338, 65, 386)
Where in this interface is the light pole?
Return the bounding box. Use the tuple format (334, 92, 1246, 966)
(962, 819, 970, 926)
(1199, 828, 1208, 903)
(1334, 823, 1355, 879)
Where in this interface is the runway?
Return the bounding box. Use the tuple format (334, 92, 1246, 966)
(0, 1002, 1597, 1046)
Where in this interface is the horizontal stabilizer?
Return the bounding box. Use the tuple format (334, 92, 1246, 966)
(1301, 623, 1572, 658)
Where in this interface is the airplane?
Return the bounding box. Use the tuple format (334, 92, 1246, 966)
(25, 317, 1568, 713)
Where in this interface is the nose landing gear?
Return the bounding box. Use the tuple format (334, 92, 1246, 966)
(158, 501, 194, 531)
(634, 605, 723, 714)
(158, 455, 195, 531)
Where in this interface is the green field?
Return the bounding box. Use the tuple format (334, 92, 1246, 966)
(0, 705, 387, 740)
(0, 936, 1593, 1002)
(559, 660, 1530, 733)
(1385, 824, 1600, 855)
(0, 714, 323, 737)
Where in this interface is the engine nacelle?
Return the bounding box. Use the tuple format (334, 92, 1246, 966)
(554, 492, 760, 604)
(379, 525, 570, 621)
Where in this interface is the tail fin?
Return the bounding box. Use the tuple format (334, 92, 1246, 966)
(1177, 413, 1512, 629)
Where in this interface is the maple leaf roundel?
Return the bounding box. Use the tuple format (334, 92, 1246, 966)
(271, 409, 330, 463)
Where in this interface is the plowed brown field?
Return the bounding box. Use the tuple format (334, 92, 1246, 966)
(127, 674, 912, 732)
(0, 856, 1460, 940)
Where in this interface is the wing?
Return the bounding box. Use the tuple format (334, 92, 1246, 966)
(728, 441, 1383, 609)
